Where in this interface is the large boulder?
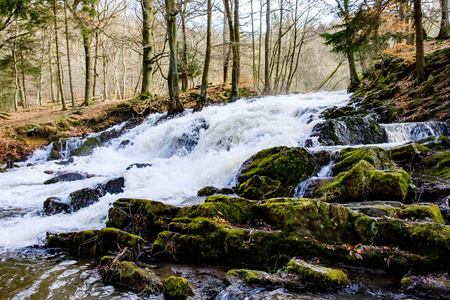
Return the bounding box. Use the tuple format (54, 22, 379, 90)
(236, 146, 317, 200)
(69, 185, 105, 212)
(43, 197, 72, 215)
(322, 160, 417, 203)
(311, 116, 387, 146)
(332, 146, 393, 175)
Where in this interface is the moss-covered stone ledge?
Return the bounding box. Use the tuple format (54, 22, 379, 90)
(105, 198, 180, 237)
(332, 146, 393, 175)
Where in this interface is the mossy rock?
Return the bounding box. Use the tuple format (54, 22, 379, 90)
(237, 146, 317, 186)
(323, 160, 417, 203)
(70, 137, 102, 157)
(418, 135, 450, 151)
(198, 186, 220, 196)
(238, 175, 293, 200)
(101, 260, 163, 293)
(389, 143, 429, 166)
(400, 274, 450, 299)
(98, 228, 145, 252)
(179, 195, 255, 224)
(417, 150, 450, 180)
(332, 146, 393, 175)
(225, 268, 306, 290)
(163, 276, 193, 300)
(46, 230, 100, 255)
(287, 259, 350, 288)
(344, 201, 445, 224)
(105, 198, 180, 235)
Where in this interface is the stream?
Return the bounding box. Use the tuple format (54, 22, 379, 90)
(1, 91, 448, 299)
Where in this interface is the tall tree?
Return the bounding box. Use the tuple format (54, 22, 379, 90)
(166, 0, 183, 114)
(263, 0, 270, 94)
(199, 0, 212, 110)
(141, 0, 154, 98)
(437, 0, 449, 39)
(180, 0, 189, 91)
(223, 0, 239, 100)
(53, 0, 67, 111)
(414, 0, 425, 82)
(63, 0, 75, 108)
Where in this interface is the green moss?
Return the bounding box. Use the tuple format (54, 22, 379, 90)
(98, 228, 145, 252)
(287, 259, 350, 287)
(71, 137, 102, 156)
(333, 146, 392, 174)
(46, 230, 100, 255)
(238, 146, 316, 186)
(323, 160, 416, 203)
(180, 195, 254, 223)
(102, 260, 163, 293)
(163, 276, 193, 300)
(197, 186, 219, 196)
(389, 143, 429, 164)
(417, 150, 450, 179)
(238, 175, 292, 200)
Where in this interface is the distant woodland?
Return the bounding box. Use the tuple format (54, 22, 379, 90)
(0, 0, 448, 112)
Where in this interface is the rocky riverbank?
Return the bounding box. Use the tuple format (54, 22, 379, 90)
(45, 135, 450, 299)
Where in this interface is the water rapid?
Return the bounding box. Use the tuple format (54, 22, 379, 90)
(1, 91, 447, 299)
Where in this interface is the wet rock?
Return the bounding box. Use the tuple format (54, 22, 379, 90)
(389, 143, 429, 170)
(104, 177, 125, 194)
(312, 150, 336, 170)
(98, 227, 145, 253)
(400, 273, 450, 299)
(287, 259, 350, 288)
(238, 175, 292, 200)
(44, 172, 87, 185)
(322, 160, 417, 203)
(98, 129, 121, 144)
(198, 186, 220, 196)
(119, 139, 132, 148)
(417, 150, 450, 180)
(321, 105, 365, 119)
(332, 146, 393, 175)
(69, 185, 106, 211)
(126, 163, 152, 170)
(311, 116, 387, 146)
(105, 198, 180, 236)
(343, 201, 445, 223)
(43, 197, 71, 215)
(414, 177, 450, 203)
(438, 196, 450, 224)
(101, 260, 163, 293)
(418, 135, 450, 150)
(163, 276, 193, 300)
(225, 268, 305, 289)
(46, 230, 100, 255)
(55, 157, 74, 166)
(70, 137, 102, 157)
(172, 117, 209, 156)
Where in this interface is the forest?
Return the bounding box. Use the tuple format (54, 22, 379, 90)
(0, 0, 448, 113)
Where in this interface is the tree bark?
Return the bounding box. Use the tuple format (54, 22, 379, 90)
(274, 0, 283, 93)
(180, 2, 189, 91)
(414, 0, 426, 83)
(82, 26, 93, 106)
(438, 0, 450, 39)
(263, 0, 270, 94)
(64, 0, 75, 109)
(53, 0, 67, 111)
(231, 0, 240, 101)
(250, 0, 256, 90)
(141, 0, 154, 98)
(166, 0, 183, 114)
(347, 52, 359, 90)
(199, 0, 212, 110)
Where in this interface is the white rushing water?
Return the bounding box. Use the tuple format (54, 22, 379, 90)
(0, 92, 350, 249)
(1, 91, 447, 251)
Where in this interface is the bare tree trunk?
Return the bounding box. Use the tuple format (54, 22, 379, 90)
(93, 32, 99, 98)
(199, 0, 212, 110)
(166, 0, 183, 114)
(251, 0, 256, 90)
(263, 0, 270, 94)
(48, 40, 57, 104)
(64, 0, 75, 108)
(141, 0, 154, 98)
(102, 42, 109, 101)
(180, 2, 189, 91)
(258, 0, 263, 88)
(438, 0, 450, 39)
(12, 21, 19, 111)
(53, 0, 67, 111)
(19, 50, 28, 108)
(82, 26, 94, 105)
(347, 52, 359, 90)
(274, 0, 283, 93)
(228, 0, 240, 101)
(414, 0, 426, 83)
(223, 14, 231, 84)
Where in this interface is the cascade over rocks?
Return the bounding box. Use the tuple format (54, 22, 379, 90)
(311, 116, 387, 146)
(70, 137, 103, 157)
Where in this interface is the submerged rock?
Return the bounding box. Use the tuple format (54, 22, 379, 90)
(69, 185, 105, 212)
(43, 197, 71, 215)
(163, 276, 193, 300)
(400, 273, 450, 299)
(126, 163, 152, 170)
(104, 177, 125, 194)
